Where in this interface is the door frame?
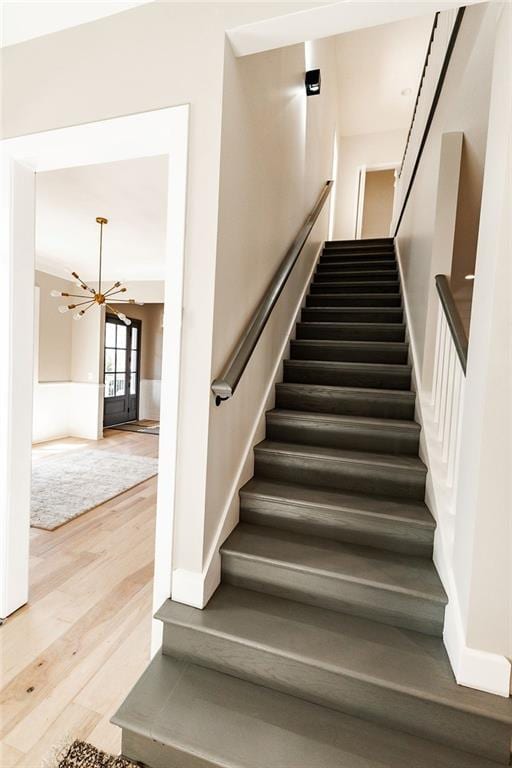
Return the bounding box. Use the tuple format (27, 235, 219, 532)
(0, 107, 189, 636)
(354, 162, 400, 239)
(103, 314, 142, 427)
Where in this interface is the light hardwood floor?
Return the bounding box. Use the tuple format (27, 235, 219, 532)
(0, 429, 158, 766)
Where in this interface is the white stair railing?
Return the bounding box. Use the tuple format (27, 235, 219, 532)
(430, 274, 468, 496)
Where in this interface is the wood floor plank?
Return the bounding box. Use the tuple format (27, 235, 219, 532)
(0, 430, 157, 758)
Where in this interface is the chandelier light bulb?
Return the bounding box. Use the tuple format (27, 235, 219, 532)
(50, 289, 62, 297)
(124, 318, 132, 326)
(118, 312, 126, 321)
(73, 311, 84, 320)
(58, 305, 70, 313)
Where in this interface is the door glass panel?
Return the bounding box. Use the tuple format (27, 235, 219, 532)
(105, 348, 115, 373)
(117, 325, 127, 348)
(131, 327, 138, 350)
(115, 374, 126, 396)
(105, 373, 115, 397)
(105, 322, 116, 348)
(130, 372, 137, 394)
(131, 350, 137, 372)
(116, 349, 126, 373)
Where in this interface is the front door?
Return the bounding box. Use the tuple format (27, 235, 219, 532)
(103, 314, 141, 427)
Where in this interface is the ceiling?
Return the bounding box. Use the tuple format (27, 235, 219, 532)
(333, 14, 434, 137)
(0, 1, 154, 47)
(36, 155, 169, 282)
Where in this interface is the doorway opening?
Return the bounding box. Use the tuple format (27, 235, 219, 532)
(1, 107, 188, 753)
(355, 164, 398, 239)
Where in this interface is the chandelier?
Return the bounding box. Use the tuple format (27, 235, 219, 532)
(51, 216, 143, 326)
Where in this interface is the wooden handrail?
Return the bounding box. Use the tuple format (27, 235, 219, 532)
(211, 180, 333, 405)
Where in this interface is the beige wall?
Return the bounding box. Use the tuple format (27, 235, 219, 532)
(334, 130, 405, 239)
(196, 36, 338, 573)
(114, 302, 164, 380)
(361, 168, 395, 238)
(35, 270, 73, 381)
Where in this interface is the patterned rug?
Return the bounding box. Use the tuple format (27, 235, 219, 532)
(31, 449, 158, 530)
(45, 739, 137, 767)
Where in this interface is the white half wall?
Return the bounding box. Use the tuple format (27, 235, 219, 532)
(139, 379, 161, 421)
(32, 383, 105, 443)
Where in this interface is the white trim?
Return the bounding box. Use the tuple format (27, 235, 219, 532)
(174, 240, 324, 610)
(0, 107, 189, 631)
(395, 239, 511, 697)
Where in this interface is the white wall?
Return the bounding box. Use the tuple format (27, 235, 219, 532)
(172, 35, 339, 605)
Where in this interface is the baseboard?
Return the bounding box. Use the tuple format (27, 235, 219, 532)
(171, 555, 221, 609)
(444, 592, 511, 697)
(395, 240, 511, 698)
(183, 242, 325, 610)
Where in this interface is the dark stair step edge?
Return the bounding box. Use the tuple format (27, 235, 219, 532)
(265, 409, 420, 456)
(275, 382, 414, 419)
(316, 260, 397, 271)
(112, 653, 504, 768)
(310, 281, 400, 294)
(254, 440, 426, 500)
(306, 294, 402, 307)
(158, 586, 512, 764)
(220, 523, 445, 635)
(284, 359, 412, 391)
(240, 476, 433, 556)
(314, 270, 399, 282)
(296, 321, 406, 342)
(301, 306, 404, 323)
(290, 339, 409, 365)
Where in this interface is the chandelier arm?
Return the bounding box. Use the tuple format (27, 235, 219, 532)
(71, 271, 95, 294)
(105, 303, 122, 317)
(103, 282, 122, 296)
(63, 293, 97, 299)
(73, 299, 97, 308)
(104, 288, 127, 299)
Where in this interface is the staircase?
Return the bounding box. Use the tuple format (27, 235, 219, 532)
(113, 238, 512, 767)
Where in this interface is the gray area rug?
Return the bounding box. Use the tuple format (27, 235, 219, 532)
(110, 420, 160, 435)
(31, 449, 158, 530)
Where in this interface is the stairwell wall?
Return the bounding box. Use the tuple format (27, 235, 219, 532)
(394, 2, 511, 694)
(197, 37, 339, 603)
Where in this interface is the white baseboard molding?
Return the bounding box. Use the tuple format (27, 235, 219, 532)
(444, 594, 511, 697)
(395, 240, 511, 698)
(175, 243, 324, 610)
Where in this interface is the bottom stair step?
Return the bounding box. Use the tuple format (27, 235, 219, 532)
(113, 653, 505, 768)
